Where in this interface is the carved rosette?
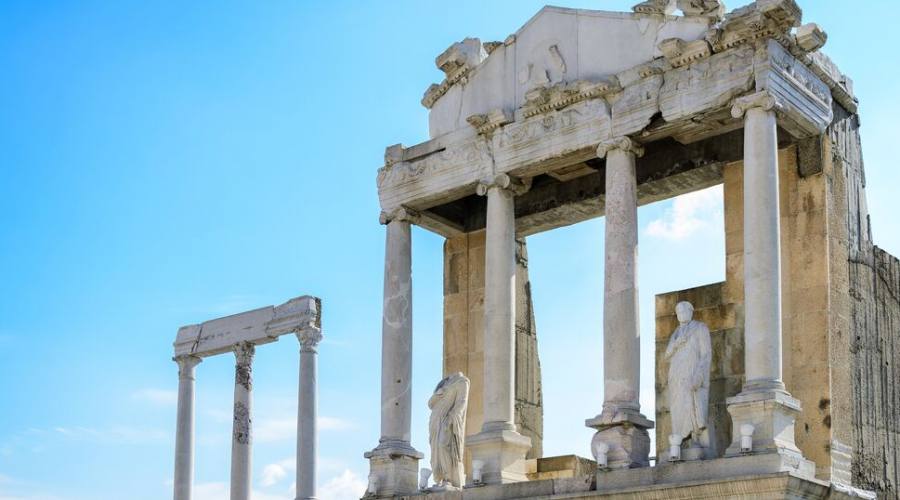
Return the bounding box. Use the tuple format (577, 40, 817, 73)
(297, 326, 324, 354)
(379, 207, 421, 226)
(475, 173, 531, 198)
(731, 90, 783, 119)
(597, 137, 645, 159)
(174, 355, 202, 380)
(233, 342, 255, 391)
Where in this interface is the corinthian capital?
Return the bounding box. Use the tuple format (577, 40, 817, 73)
(597, 137, 645, 159)
(475, 173, 531, 197)
(297, 327, 324, 353)
(731, 91, 783, 118)
(379, 207, 420, 225)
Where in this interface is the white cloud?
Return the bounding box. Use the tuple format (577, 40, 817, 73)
(52, 426, 168, 445)
(319, 470, 367, 500)
(193, 482, 291, 500)
(255, 416, 355, 443)
(261, 458, 294, 487)
(645, 185, 723, 241)
(131, 388, 177, 407)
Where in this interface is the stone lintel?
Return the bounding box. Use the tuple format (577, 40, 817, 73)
(172, 295, 321, 358)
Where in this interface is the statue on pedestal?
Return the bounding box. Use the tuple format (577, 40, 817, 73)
(664, 301, 712, 460)
(427, 372, 470, 489)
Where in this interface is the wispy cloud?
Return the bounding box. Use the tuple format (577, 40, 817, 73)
(261, 457, 294, 487)
(51, 426, 168, 445)
(131, 388, 177, 407)
(645, 185, 723, 241)
(319, 470, 367, 500)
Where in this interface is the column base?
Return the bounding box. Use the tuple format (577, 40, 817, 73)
(586, 408, 654, 470)
(724, 388, 814, 478)
(364, 440, 423, 498)
(466, 427, 532, 486)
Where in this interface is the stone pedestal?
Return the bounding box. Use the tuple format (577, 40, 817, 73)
(467, 428, 533, 485)
(364, 443, 424, 498)
(586, 411, 653, 470)
(723, 390, 808, 464)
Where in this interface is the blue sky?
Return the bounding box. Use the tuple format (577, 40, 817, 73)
(0, 1, 897, 499)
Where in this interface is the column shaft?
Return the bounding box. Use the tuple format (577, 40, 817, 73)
(482, 186, 517, 429)
(380, 218, 413, 444)
(296, 329, 322, 500)
(742, 106, 785, 391)
(603, 147, 641, 413)
(230, 342, 254, 500)
(173, 356, 201, 500)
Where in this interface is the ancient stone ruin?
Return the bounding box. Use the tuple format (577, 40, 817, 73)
(366, 0, 900, 498)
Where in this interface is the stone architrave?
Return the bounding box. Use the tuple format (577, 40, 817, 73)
(586, 137, 654, 470)
(427, 373, 470, 490)
(664, 301, 712, 460)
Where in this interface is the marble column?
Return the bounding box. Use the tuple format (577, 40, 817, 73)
(230, 342, 255, 500)
(467, 174, 532, 485)
(365, 208, 423, 497)
(296, 327, 323, 500)
(586, 137, 653, 470)
(173, 355, 201, 500)
(725, 92, 808, 472)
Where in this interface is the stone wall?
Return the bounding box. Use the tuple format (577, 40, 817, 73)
(443, 230, 544, 471)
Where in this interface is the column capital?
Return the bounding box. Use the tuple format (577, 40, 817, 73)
(233, 341, 255, 366)
(296, 327, 323, 353)
(475, 173, 531, 197)
(379, 206, 420, 225)
(731, 90, 783, 118)
(597, 137, 644, 159)
(174, 355, 202, 379)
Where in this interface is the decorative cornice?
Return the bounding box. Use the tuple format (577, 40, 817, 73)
(706, 0, 801, 53)
(632, 0, 675, 16)
(731, 91, 783, 118)
(475, 174, 531, 197)
(384, 144, 404, 167)
(467, 109, 513, 135)
(795, 23, 827, 53)
(658, 38, 713, 68)
(379, 206, 420, 225)
(297, 327, 324, 353)
(174, 355, 202, 380)
(521, 79, 620, 119)
(597, 137, 645, 159)
(677, 0, 725, 21)
(422, 38, 488, 109)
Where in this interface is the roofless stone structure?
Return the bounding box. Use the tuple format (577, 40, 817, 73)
(368, 0, 900, 498)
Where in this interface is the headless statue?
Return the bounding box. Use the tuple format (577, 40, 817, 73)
(427, 372, 470, 489)
(665, 301, 712, 458)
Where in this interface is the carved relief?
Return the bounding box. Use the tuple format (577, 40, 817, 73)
(498, 98, 607, 150)
(519, 44, 568, 91)
(377, 138, 492, 190)
(677, 0, 725, 21)
(632, 0, 676, 16)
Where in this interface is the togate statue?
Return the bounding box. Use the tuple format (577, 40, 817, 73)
(427, 372, 470, 489)
(664, 301, 712, 460)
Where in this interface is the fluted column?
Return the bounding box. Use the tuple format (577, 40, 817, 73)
(586, 137, 653, 470)
(230, 342, 255, 500)
(296, 326, 323, 500)
(173, 355, 201, 500)
(467, 174, 532, 485)
(365, 208, 422, 497)
(725, 91, 807, 467)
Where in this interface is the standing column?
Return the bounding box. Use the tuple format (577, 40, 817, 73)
(467, 174, 532, 485)
(230, 342, 255, 500)
(586, 137, 653, 470)
(725, 91, 807, 467)
(173, 355, 202, 500)
(296, 326, 323, 500)
(365, 208, 422, 497)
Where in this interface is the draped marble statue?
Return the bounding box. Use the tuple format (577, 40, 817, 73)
(427, 372, 470, 489)
(664, 301, 712, 459)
